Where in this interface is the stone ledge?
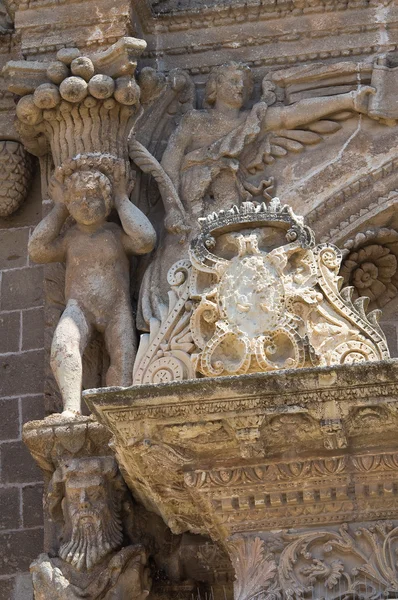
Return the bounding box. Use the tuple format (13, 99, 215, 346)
(85, 359, 398, 538)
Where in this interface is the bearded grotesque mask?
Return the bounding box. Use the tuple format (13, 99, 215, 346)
(49, 457, 125, 572)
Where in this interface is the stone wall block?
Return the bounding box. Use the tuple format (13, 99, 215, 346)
(22, 484, 44, 528)
(0, 228, 29, 269)
(0, 312, 20, 354)
(0, 350, 44, 396)
(0, 488, 21, 529)
(1, 266, 43, 310)
(1, 440, 41, 484)
(0, 529, 43, 576)
(22, 307, 44, 350)
(0, 397, 19, 440)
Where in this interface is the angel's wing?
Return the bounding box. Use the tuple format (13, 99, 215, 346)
(130, 68, 194, 218)
(243, 110, 354, 174)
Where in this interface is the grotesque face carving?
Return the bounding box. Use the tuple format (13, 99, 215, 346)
(53, 458, 124, 572)
(64, 170, 112, 226)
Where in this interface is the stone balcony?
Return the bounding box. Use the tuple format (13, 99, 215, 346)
(85, 359, 398, 599)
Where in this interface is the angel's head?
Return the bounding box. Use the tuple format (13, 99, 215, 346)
(205, 62, 254, 110)
(63, 170, 112, 226)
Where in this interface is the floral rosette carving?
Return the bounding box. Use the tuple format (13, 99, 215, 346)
(340, 227, 398, 308)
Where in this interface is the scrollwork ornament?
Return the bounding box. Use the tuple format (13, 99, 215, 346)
(277, 522, 398, 599)
(134, 200, 390, 383)
(228, 537, 278, 600)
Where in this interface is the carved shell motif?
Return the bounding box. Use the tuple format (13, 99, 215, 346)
(0, 141, 33, 217)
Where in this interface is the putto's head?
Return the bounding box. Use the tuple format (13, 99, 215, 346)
(205, 62, 254, 109)
(64, 170, 112, 226)
(48, 457, 126, 572)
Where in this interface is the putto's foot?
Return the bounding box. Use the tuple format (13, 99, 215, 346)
(61, 409, 81, 419)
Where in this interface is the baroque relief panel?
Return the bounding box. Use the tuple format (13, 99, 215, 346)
(7, 0, 398, 595)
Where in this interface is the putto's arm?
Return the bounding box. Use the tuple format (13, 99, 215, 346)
(28, 204, 69, 264)
(264, 87, 375, 131)
(113, 164, 156, 255)
(115, 195, 157, 255)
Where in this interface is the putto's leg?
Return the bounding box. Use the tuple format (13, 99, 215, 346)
(50, 300, 91, 416)
(104, 306, 136, 387)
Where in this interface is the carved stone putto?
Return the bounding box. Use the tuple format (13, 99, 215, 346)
(5, 38, 173, 416)
(134, 199, 389, 384)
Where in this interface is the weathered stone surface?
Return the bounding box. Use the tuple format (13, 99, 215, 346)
(0, 487, 21, 529)
(1, 266, 43, 310)
(0, 311, 20, 353)
(0, 577, 15, 600)
(21, 415, 151, 600)
(0, 350, 44, 396)
(22, 484, 44, 529)
(87, 358, 398, 598)
(87, 359, 398, 534)
(0, 528, 43, 576)
(22, 307, 44, 350)
(6, 1, 398, 597)
(0, 227, 29, 269)
(21, 395, 45, 425)
(135, 200, 389, 384)
(0, 142, 33, 218)
(1, 441, 41, 484)
(0, 397, 19, 440)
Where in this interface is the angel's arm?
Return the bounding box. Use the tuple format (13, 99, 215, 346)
(264, 87, 374, 131)
(114, 191, 156, 256)
(28, 204, 69, 264)
(160, 112, 193, 192)
(129, 138, 185, 216)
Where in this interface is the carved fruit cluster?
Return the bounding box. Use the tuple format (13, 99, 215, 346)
(16, 47, 140, 126)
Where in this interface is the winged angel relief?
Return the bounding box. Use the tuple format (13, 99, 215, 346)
(133, 61, 389, 384)
(137, 61, 375, 333)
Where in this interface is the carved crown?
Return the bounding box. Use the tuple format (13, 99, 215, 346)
(193, 199, 314, 256)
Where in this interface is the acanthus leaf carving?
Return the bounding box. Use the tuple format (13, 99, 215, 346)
(228, 537, 278, 600)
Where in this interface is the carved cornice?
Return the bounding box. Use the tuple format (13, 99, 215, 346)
(143, 0, 394, 35)
(87, 360, 398, 538)
(307, 156, 398, 243)
(185, 450, 398, 532)
(87, 366, 398, 423)
(10, 0, 398, 71)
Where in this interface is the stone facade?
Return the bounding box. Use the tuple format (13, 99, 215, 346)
(2, 1, 398, 599)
